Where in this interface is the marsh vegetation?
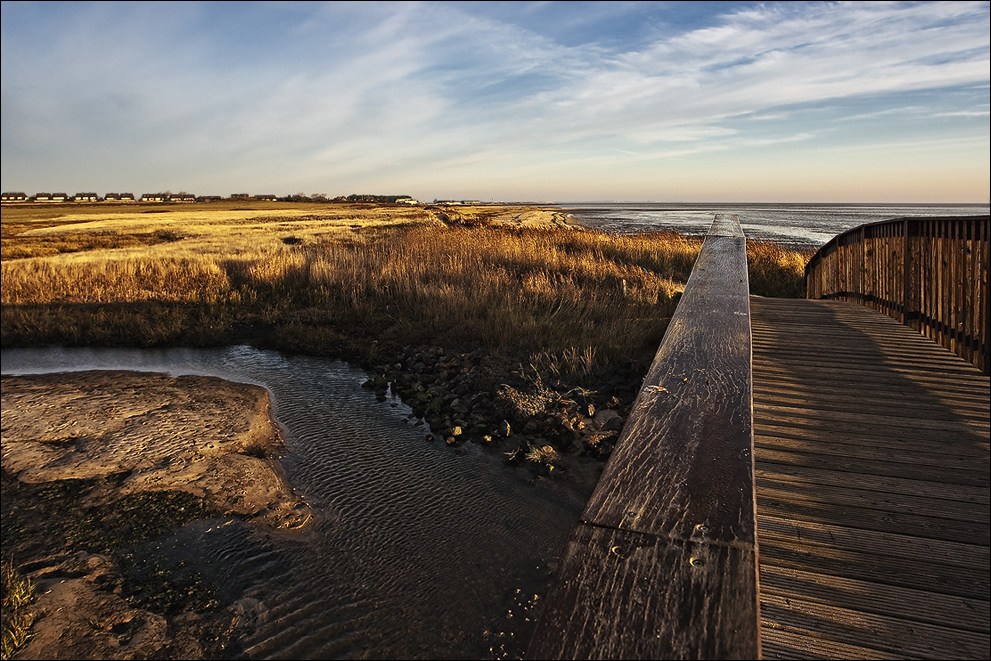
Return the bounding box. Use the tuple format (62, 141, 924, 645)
(1, 201, 810, 462)
(1, 202, 808, 369)
(2, 201, 811, 477)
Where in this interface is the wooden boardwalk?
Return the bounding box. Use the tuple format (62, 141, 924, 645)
(750, 297, 990, 660)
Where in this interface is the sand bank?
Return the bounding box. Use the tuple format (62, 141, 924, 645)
(1, 370, 311, 660)
(1, 370, 309, 530)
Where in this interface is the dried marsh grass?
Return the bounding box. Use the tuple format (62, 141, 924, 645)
(2, 204, 810, 371)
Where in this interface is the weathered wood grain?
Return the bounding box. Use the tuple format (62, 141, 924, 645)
(525, 525, 758, 660)
(528, 215, 759, 659)
(751, 297, 990, 660)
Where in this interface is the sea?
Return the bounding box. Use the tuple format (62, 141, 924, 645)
(557, 203, 989, 249)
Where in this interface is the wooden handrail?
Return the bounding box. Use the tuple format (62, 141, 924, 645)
(805, 216, 990, 374)
(527, 215, 759, 660)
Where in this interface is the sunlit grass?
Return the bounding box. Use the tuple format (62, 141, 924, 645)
(1, 557, 35, 661)
(1, 203, 809, 373)
(748, 239, 815, 298)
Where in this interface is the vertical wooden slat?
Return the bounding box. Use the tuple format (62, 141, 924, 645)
(903, 219, 914, 325)
(805, 216, 989, 374)
(981, 219, 989, 373)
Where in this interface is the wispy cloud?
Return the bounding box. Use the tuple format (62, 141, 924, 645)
(1, 1, 988, 201)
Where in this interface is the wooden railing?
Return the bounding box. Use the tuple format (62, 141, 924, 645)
(527, 215, 759, 660)
(805, 216, 989, 374)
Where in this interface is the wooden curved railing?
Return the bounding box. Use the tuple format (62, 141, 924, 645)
(805, 216, 989, 374)
(527, 215, 759, 659)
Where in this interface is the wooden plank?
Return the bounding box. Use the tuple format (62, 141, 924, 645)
(750, 382, 990, 414)
(581, 229, 754, 541)
(529, 215, 758, 659)
(753, 403, 989, 438)
(754, 445, 988, 488)
(757, 515, 990, 570)
(753, 420, 986, 449)
(756, 493, 990, 547)
(759, 565, 991, 633)
(526, 525, 759, 660)
(750, 392, 990, 425)
(760, 593, 991, 659)
(754, 467, 991, 505)
(761, 627, 906, 660)
(754, 432, 989, 471)
(756, 478, 989, 522)
(761, 595, 988, 659)
(751, 295, 990, 659)
(757, 537, 990, 601)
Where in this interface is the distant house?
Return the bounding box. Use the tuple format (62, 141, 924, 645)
(1, 192, 28, 202)
(141, 193, 165, 203)
(34, 193, 53, 202)
(230, 193, 251, 199)
(395, 197, 419, 205)
(74, 192, 100, 202)
(168, 193, 196, 203)
(198, 195, 222, 203)
(254, 194, 277, 202)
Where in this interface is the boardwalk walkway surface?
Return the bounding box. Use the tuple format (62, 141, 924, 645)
(750, 297, 990, 660)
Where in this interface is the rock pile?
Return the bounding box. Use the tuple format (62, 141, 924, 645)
(363, 344, 640, 479)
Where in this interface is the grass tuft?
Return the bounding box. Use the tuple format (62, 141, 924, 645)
(1, 557, 35, 661)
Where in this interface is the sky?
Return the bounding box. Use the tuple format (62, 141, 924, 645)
(1, 1, 988, 203)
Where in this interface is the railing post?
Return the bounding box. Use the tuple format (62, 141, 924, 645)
(904, 218, 918, 328)
(527, 215, 758, 660)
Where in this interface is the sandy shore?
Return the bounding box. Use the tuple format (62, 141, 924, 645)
(1, 370, 311, 660)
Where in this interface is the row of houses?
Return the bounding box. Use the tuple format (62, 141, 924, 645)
(0, 192, 429, 205)
(0, 192, 281, 204)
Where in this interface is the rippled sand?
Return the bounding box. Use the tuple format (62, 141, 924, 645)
(1, 370, 311, 529)
(1, 370, 315, 660)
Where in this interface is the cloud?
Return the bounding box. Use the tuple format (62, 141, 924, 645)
(1, 1, 988, 200)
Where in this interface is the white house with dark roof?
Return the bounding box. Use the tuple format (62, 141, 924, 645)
(34, 193, 68, 202)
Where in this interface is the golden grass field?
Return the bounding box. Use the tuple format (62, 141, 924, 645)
(1, 201, 810, 375)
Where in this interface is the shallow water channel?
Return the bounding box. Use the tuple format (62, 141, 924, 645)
(1, 346, 588, 660)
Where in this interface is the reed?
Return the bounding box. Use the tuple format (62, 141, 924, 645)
(1, 205, 809, 374)
(747, 239, 814, 298)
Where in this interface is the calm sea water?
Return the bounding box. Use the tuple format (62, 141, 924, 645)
(559, 203, 989, 248)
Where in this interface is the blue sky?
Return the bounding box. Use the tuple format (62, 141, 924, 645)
(2, 1, 988, 202)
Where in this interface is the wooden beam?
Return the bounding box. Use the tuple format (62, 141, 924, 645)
(528, 215, 759, 660)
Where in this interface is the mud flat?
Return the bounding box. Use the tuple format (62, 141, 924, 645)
(1, 370, 311, 660)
